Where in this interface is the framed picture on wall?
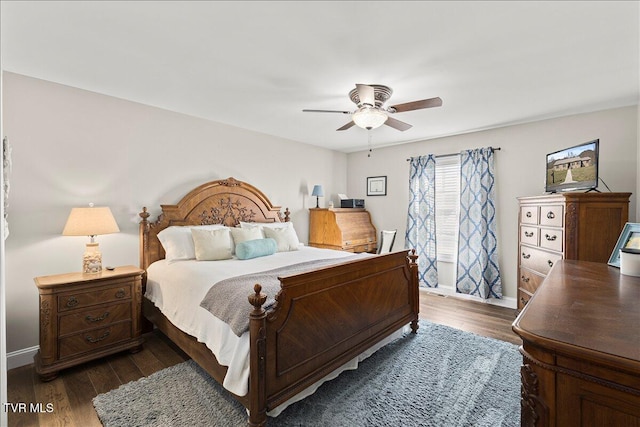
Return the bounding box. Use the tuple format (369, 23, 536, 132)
(608, 222, 640, 267)
(367, 176, 387, 196)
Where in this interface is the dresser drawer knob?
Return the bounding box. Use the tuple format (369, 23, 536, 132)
(545, 234, 557, 241)
(524, 231, 534, 238)
(521, 275, 530, 283)
(66, 297, 79, 308)
(522, 252, 531, 259)
(547, 211, 555, 219)
(548, 260, 554, 267)
(86, 312, 110, 323)
(115, 289, 126, 299)
(85, 330, 110, 343)
(526, 212, 532, 218)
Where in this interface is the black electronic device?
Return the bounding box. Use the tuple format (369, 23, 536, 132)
(340, 199, 365, 208)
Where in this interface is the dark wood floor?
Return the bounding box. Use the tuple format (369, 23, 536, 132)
(7, 290, 520, 427)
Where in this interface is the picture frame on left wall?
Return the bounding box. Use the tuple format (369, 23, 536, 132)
(367, 176, 387, 196)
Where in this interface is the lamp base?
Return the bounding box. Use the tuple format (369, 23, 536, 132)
(83, 242, 102, 274)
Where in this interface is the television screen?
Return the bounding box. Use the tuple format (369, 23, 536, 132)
(545, 139, 599, 193)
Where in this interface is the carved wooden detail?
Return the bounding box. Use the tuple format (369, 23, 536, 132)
(199, 197, 257, 226)
(521, 363, 542, 427)
(40, 299, 51, 337)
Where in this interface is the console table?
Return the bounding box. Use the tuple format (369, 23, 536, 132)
(512, 260, 640, 426)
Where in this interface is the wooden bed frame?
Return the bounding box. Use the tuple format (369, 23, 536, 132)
(138, 177, 419, 426)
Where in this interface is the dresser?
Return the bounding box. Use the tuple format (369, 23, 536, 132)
(517, 192, 630, 310)
(308, 208, 377, 253)
(34, 265, 145, 381)
(512, 260, 640, 426)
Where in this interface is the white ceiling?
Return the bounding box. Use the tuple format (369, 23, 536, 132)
(1, 1, 639, 153)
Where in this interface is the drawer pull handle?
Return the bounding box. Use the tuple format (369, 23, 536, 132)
(522, 252, 531, 259)
(520, 297, 528, 306)
(547, 211, 555, 219)
(548, 260, 554, 267)
(66, 297, 79, 308)
(525, 212, 532, 218)
(545, 234, 557, 241)
(521, 275, 530, 283)
(115, 289, 126, 299)
(524, 231, 534, 238)
(85, 330, 110, 343)
(86, 312, 110, 323)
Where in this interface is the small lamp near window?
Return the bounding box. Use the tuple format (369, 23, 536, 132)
(62, 204, 120, 273)
(311, 185, 324, 208)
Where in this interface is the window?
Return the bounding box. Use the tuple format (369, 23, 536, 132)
(435, 155, 460, 262)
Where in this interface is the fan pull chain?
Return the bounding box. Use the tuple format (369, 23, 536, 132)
(367, 130, 373, 157)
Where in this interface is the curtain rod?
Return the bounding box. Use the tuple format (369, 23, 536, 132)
(406, 147, 501, 161)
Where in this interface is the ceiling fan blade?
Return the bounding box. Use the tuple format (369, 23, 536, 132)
(303, 109, 351, 114)
(384, 116, 412, 131)
(337, 121, 355, 131)
(356, 84, 375, 107)
(389, 97, 443, 113)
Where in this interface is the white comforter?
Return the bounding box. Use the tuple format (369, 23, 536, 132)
(145, 245, 406, 416)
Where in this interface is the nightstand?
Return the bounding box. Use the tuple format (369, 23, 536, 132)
(34, 265, 145, 381)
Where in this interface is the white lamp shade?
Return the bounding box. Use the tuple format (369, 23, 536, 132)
(311, 185, 324, 197)
(352, 107, 388, 130)
(62, 206, 120, 237)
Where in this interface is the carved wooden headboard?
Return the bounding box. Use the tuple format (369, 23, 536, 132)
(139, 177, 290, 269)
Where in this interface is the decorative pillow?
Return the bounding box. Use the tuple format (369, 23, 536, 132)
(229, 227, 264, 254)
(239, 221, 292, 237)
(191, 228, 233, 261)
(157, 225, 225, 262)
(235, 238, 277, 260)
(263, 226, 300, 252)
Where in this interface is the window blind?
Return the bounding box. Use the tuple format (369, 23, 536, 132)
(435, 155, 460, 262)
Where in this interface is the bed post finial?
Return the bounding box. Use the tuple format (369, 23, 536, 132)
(408, 249, 419, 334)
(248, 284, 267, 427)
(139, 207, 151, 270)
(284, 208, 291, 222)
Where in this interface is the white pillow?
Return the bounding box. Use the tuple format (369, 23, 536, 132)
(191, 228, 233, 261)
(157, 225, 225, 262)
(229, 227, 264, 254)
(263, 226, 300, 252)
(240, 221, 292, 237)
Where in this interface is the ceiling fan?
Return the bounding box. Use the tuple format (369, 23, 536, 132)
(303, 84, 442, 132)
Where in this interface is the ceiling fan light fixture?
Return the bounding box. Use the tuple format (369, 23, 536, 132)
(352, 106, 388, 130)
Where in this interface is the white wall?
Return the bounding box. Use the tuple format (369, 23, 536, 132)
(346, 106, 638, 304)
(2, 72, 347, 362)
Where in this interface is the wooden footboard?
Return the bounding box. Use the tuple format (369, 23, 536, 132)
(248, 250, 419, 426)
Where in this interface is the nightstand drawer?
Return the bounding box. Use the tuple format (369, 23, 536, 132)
(58, 322, 132, 359)
(59, 302, 131, 336)
(58, 284, 131, 312)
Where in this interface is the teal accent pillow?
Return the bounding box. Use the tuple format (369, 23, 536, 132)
(235, 238, 277, 260)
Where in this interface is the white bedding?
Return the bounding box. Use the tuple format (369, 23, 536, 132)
(145, 245, 407, 416)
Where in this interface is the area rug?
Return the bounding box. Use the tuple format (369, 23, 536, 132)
(93, 321, 521, 426)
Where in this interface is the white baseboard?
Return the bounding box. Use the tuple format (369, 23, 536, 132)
(420, 285, 517, 309)
(7, 345, 38, 370)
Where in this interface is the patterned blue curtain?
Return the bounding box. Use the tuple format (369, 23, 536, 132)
(456, 147, 502, 298)
(406, 155, 438, 287)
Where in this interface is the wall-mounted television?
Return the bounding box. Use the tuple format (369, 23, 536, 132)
(545, 139, 599, 193)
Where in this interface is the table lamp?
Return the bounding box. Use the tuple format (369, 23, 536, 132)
(62, 204, 120, 273)
(311, 185, 324, 208)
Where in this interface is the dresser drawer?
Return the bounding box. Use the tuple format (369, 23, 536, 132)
(539, 205, 563, 227)
(520, 226, 539, 246)
(521, 206, 539, 225)
(58, 284, 131, 312)
(58, 322, 132, 359)
(519, 268, 546, 295)
(539, 227, 563, 252)
(520, 246, 562, 275)
(518, 291, 532, 311)
(59, 302, 131, 336)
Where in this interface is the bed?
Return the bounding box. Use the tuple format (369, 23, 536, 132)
(138, 177, 419, 426)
